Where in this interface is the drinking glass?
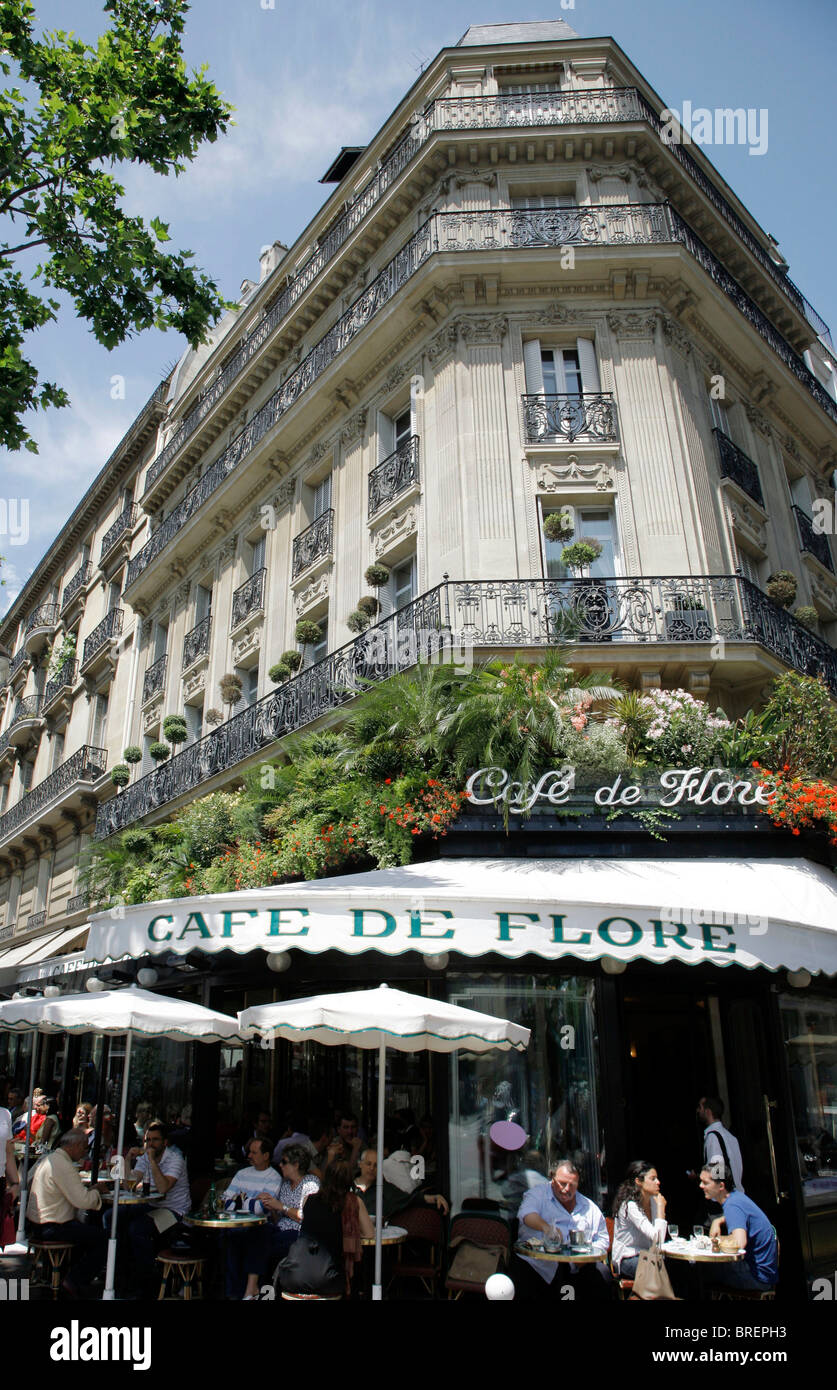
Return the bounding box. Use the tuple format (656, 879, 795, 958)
(692, 1225, 703, 1241)
(668, 1224, 679, 1240)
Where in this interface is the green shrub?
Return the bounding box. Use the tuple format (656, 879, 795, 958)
(766, 570, 797, 609)
(149, 741, 171, 762)
(561, 538, 603, 572)
(205, 707, 224, 725)
(364, 563, 390, 587)
(269, 661, 291, 684)
(543, 510, 574, 543)
(346, 610, 370, 633)
(281, 650, 303, 671)
(295, 619, 322, 645)
(122, 829, 152, 855)
(219, 674, 243, 707)
(794, 605, 819, 631)
(163, 714, 188, 744)
(110, 764, 130, 787)
(356, 595, 380, 618)
(123, 745, 142, 764)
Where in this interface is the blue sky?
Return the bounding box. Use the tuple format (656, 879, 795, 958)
(2, 0, 835, 614)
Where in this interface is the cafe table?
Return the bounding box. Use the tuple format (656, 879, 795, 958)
(515, 1240, 605, 1264)
(183, 1210, 267, 1298)
(662, 1238, 744, 1300)
(361, 1225, 407, 1248)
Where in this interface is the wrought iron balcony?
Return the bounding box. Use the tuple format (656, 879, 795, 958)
(714, 429, 764, 508)
(61, 563, 92, 611)
(124, 205, 837, 593)
(182, 616, 211, 671)
(100, 504, 136, 562)
(11, 695, 43, 724)
(292, 514, 333, 580)
(9, 649, 28, 680)
(27, 910, 46, 931)
(81, 608, 124, 671)
(142, 653, 168, 704)
(231, 570, 266, 630)
(95, 574, 837, 839)
(522, 393, 619, 445)
(24, 604, 59, 636)
(0, 744, 108, 846)
(43, 660, 78, 709)
(66, 891, 89, 915)
(793, 505, 835, 574)
(369, 436, 420, 518)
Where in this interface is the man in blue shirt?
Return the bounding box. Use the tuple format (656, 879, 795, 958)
(699, 1165, 778, 1291)
(516, 1159, 611, 1299)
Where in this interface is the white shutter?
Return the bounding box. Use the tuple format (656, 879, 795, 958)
(576, 337, 600, 393)
(523, 339, 544, 393)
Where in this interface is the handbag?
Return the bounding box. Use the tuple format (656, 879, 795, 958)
(632, 1237, 677, 1301)
(276, 1237, 342, 1296)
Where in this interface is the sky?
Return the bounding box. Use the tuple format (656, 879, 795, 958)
(1, 0, 836, 615)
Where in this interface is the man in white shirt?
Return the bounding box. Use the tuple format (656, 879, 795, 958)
(27, 1130, 105, 1295)
(517, 1159, 611, 1299)
(697, 1096, 744, 1192)
(120, 1119, 192, 1294)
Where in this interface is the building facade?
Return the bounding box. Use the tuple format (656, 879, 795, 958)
(1, 21, 836, 1292)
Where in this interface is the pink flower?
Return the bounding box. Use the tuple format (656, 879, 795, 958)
(571, 715, 587, 731)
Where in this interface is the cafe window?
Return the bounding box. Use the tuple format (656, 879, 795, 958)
(780, 994, 837, 1208)
(447, 975, 603, 1218)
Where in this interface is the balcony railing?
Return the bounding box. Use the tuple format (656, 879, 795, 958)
(81, 609, 123, 670)
(11, 695, 42, 724)
(66, 891, 89, 915)
(182, 617, 211, 671)
(368, 436, 420, 518)
(231, 570, 266, 630)
(124, 205, 837, 592)
(9, 649, 28, 680)
(522, 393, 619, 445)
(100, 505, 136, 561)
(142, 653, 168, 704)
(25, 604, 59, 636)
(95, 575, 837, 838)
(0, 744, 108, 845)
(793, 505, 835, 574)
(713, 429, 764, 507)
(27, 910, 46, 930)
(43, 660, 77, 708)
(142, 90, 830, 500)
(292, 515, 333, 580)
(61, 563, 92, 610)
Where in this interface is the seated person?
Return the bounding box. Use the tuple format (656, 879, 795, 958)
(280, 1161, 373, 1297)
(516, 1159, 611, 1300)
(26, 1130, 106, 1297)
(222, 1138, 283, 1300)
(261, 1142, 321, 1268)
(71, 1103, 93, 1135)
(119, 1120, 192, 1294)
(356, 1146, 449, 1222)
(699, 1164, 778, 1292)
(324, 1111, 362, 1172)
(611, 1160, 668, 1279)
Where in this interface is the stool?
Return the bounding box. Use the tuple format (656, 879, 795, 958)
(280, 1291, 342, 1301)
(156, 1249, 207, 1300)
(30, 1242, 73, 1300)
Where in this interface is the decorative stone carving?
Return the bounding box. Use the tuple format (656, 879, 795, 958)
(233, 624, 262, 665)
(382, 362, 409, 392)
(294, 571, 330, 616)
(745, 404, 772, 439)
(587, 164, 649, 188)
(458, 315, 508, 345)
(340, 409, 367, 446)
(725, 495, 768, 556)
(372, 506, 418, 558)
(535, 454, 616, 492)
(310, 441, 329, 463)
(452, 169, 497, 190)
(606, 310, 658, 339)
(174, 579, 191, 611)
(142, 697, 163, 734)
(784, 433, 802, 463)
(749, 370, 776, 407)
(220, 532, 238, 563)
(183, 666, 207, 701)
(273, 477, 295, 510)
(536, 303, 589, 326)
(426, 323, 458, 366)
(660, 315, 692, 357)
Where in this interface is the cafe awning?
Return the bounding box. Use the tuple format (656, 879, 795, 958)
(0, 926, 83, 983)
(83, 857, 837, 975)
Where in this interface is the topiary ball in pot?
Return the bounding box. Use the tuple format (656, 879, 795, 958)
(110, 764, 130, 788)
(123, 745, 142, 764)
(561, 538, 603, 574)
(295, 619, 322, 646)
(162, 715, 188, 745)
(356, 595, 380, 619)
(149, 741, 171, 762)
(205, 708, 224, 726)
(219, 673, 243, 706)
(766, 570, 797, 610)
(281, 649, 303, 672)
(543, 510, 575, 543)
(364, 563, 390, 588)
(269, 661, 291, 684)
(794, 605, 819, 631)
(346, 609, 370, 634)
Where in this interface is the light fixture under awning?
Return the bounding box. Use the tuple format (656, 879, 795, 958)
(83, 858, 837, 976)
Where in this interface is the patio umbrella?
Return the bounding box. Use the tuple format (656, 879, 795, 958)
(0, 986, 248, 1298)
(238, 982, 530, 1300)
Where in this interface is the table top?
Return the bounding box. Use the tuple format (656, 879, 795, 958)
(515, 1241, 604, 1264)
(100, 1191, 161, 1207)
(183, 1212, 267, 1230)
(662, 1240, 745, 1264)
(361, 1225, 408, 1247)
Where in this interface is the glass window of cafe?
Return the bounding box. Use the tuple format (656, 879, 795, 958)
(448, 974, 602, 1218)
(781, 994, 837, 1207)
(73, 1033, 196, 1133)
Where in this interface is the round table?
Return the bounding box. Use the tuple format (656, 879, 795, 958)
(101, 1190, 160, 1207)
(183, 1212, 266, 1230)
(662, 1240, 744, 1263)
(361, 1225, 407, 1248)
(515, 1241, 604, 1264)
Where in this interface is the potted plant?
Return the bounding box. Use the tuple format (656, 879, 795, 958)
(664, 590, 710, 641)
(148, 741, 170, 763)
(356, 595, 381, 619)
(281, 649, 303, 672)
(162, 714, 188, 746)
(766, 570, 797, 610)
(205, 707, 224, 727)
(794, 605, 819, 632)
(295, 619, 322, 647)
(543, 510, 575, 544)
(219, 673, 243, 713)
(269, 661, 291, 684)
(49, 632, 77, 677)
(364, 563, 390, 588)
(561, 538, 603, 578)
(346, 609, 371, 634)
(110, 764, 130, 788)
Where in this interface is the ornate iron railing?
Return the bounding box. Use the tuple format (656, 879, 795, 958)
(66, 891, 89, 915)
(292, 515, 333, 580)
(11, 695, 42, 724)
(8, 649, 27, 679)
(522, 393, 619, 444)
(368, 436, 420, 517)
(27, 910, 46, 930)
(0, 744, 108, 845)
(713, 429, 764, 507)
(142, 89, 830, 499)
(24, 604, 59, 635)
(182, 617, 211, 670)
(61, 563, 92, 610)
(793, 506, 835, 574)
(81, 609, 123, 669)
(43, 660, 77, 708)
(125, 206, 837, 591)
(231, 570, 266, 631)
(100, 505, 136, 561)
(95, 575, 837, 838)
(142, 653, 168, 704)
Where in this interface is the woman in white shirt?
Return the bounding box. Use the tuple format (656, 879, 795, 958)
(611, 1160, 668, 1278)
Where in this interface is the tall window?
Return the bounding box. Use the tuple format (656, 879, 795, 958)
(543, 506, 618, 580)
(91, 693, 109, 749)
(393, 409, 412, 453)
(195, 581, 213, 624)
(153, 622, 168, 662)
(708, 391, 730, 434)
(313, 474, 332, 520)
(781, 994, 837, 1209)
(249, 534, 266, 574)
(523, 337, 600, 397)
(50, 731, 65, 772)
(542, 348, 582, 396)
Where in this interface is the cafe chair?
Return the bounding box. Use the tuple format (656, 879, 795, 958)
(388, 1204, 446, 1298)
(30, 1241, 73, 1300)
(444, 1213, 512, 1300)
(156, 1247, 208, 1300)
(604, 1216, 635, 1300)
(709, 1233, 779, 1302)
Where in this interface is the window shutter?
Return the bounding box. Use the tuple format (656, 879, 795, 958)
(523, 339, 544, 393)
(576, 338, 600, 394)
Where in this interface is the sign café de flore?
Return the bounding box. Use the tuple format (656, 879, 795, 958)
(88, 766, 800, 972)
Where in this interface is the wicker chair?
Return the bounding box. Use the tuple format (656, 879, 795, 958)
(444, 1213, 512, 1299)
(388, 1204, 446, 1298)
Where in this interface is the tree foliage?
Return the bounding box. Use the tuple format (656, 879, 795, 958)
(0, 0, 232, 451)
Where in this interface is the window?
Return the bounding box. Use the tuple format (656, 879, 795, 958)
(184, 703, 204, 743)
(245, 667, 259, 706)
(249, 534, 266, 574)
(153, 622, 169, 662)
(781, 994, 837, 1208)
(523, 337, 600, 397)
(108, 580, 122, 612)
(735, 547, 763, 589)
(310, 622, 328, 666)
(789, 475, 813, 512)
(510, 192, 576, 210)
(543, 506, 618, 580)
(312, 474, 332, 520)
(393, 409, 412, 453)
(195, 582, 213, 624)
(19, 760, 34, 793)
(392, 557, 416, 611)
(50, 732, 65, 772)
(708, 391, 730, 434)
(91, 693, 109, 749)
(542, 348, 582, 396)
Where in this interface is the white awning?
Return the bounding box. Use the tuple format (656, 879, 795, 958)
(15, 925, 91, 984)
(83, 857, 837, 975)
(0, 928, 70, 978)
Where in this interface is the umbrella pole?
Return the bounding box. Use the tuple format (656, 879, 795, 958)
(373, 1038, 385, 1301)
(13, 1030, 40, 1246)
(103, 1031, 132, 1301)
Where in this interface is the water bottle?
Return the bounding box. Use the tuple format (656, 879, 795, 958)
(208, 1180, 217, 1215)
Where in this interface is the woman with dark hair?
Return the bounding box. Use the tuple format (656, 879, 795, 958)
(261, 1141, 320, 1264)
(611, 1160, 668, 1278)
(279, 1160, 374, 1297)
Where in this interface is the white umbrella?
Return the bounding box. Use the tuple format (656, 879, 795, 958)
(0, 986, 248, 1298)
(238, 982, 530, 1300)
